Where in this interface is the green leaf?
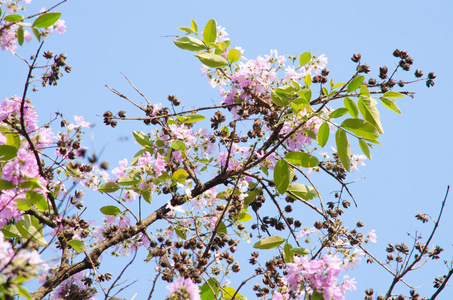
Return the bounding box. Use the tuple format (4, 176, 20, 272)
(118, 174, 140, 186)
(98, 182, 120, 193)
(26, 191, 48, 211)
(0, 145, 18, 161)
(347, 75, 365, 93)
(133, 131, 153, 147)
(1, 224, 21, 239)
(171, 141, 186, 151)
(291, 247, 310, 255)
(283, 243, 294, 263)
(175, 228, 186, 239)
(195, 52, 228, 68)
(335, 129, 351, 172)
(173, 36, 206, 51)
(312, 290, 325, 300)
(203, 19, 217, 44)
(381, 98, 402, 114)
(236, 212, 252, 222)
(0, 179, 14, 190)
(253, 236, 285, 249)
(32, 12, 62, 28)
(32, 27, 41, 42)
(228, 48, 241, 63)
(100, 205, 121, 216)
(19, 178, 46, 191)
(360, 84, 370, 97)
(318, 122, 329, 147)
(177, 26, 195, 34)
(271, 90, 287, 107)
(140, 189, 152, 204)
(299, 51, 311, 66)
(216, 221, 227, 235)
(14, 198, 32, 211)
(285, 152, 319, 168)
(297, 89, 312, 102)
(244, 188, 260, 206)
(359, 139, 372, 160)
(16, 215, 47, 246)
(344, 97, 359, 118)
(200, 278, 221, 300)
(341, 118, 379, 140)
(287, 184, 318, 200)
(221, 286, 247, 300)
(191, 20, 198, 33)
(68, 239, 86, 252)
(322, 87, 329, 97)
(358, 97, 384, 134)
(184, 113, 206, 123)
(173, 169, 189, 181)
(304, 74, 312, 87)
(383, 91, 404, 98)
(274, 159, 291, 194)
(329, 108, 349, 119)
(4, 14, 23, 22)
(17, 26, 24, 46)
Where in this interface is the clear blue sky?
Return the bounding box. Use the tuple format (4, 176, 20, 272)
(3, 0, 453, 299)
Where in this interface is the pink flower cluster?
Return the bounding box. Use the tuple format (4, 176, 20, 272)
(274, 254, 356, 300)
(166, 277, 201, 300)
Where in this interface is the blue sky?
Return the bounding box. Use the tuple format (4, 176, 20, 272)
(3, 0, 453, 299)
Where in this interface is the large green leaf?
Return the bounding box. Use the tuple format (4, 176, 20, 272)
(4, 14, 23, 22)
(0, 145, 18, 161)
(299, 51, 311, 66)
(172, 169, 189, 181)
(329, 108, 349, 119)
(26, 191, 48, 211)
(0, 179, 14, 190)
(221, 286, 247, 300)
(341, 118, 379, 140)
(33, 12, 62, 28)
(317, 122, 329, 147)
(283, 243, 294, 263)
(173, 36, 206, 51)
(200, 278, 221, 300)
(344, 97, 359, 118)
(347, 75, 365, 93)
(184, 113, 206, 123)
(383, 91, 404, 98)
(271, 90, 288, 107)
(228, 48, 241, 63)
(358, 97, 384, 134)
(203, 19, 217, 44)
(14, 198, 32, 211)
(132, 131, 153, 147)
(285, 152, 319, 168)
(335, 129, 351, 172)
(274, 159, 291, 194)
(253, 236, 285, 249)
(287, 184, 318, 200)
(16, 215, 47, 246)
(195, 52, 228, 68)
(98, 182, 120, 193)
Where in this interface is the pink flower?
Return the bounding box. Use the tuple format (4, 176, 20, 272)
(166, 277, 201, 300)
(368, 230, 377, 243)
(54, 19, 66, 34)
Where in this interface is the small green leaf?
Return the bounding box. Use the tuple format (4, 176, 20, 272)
(194, 52, 228, 68)
(4, 14, 23, 22)
(140, 189, 152, 204)
(132, 131, 153, 147)
(271, 90, 287, 107)
(216, 221, 227, 235)
(17, 26, 24, 46)
(285, 152, 319, 168)
(304, 74, 312, 87)
(311, 290, 324, 300)
(322, 87, 329, 97)
(1, 224, 21, 239)
(171, 141, 186, 151)
(100, 205, 121, 216)
(68, 239, 86, 252)
(16, 215, 47, 246)
(203, 19, 217, 44)
(177, 26, 195, 34)
(173, 169, 189, 181)
(228, 48, 241, 64)
(173, 36, 206, 51)
(184, 113, 206, 123)
(344, 97, 359, 118)
(274, 159, 291, 194)
(237, 212, 252, 222)
(191, 20, 198, 33)
(221, 286, 247, 300)
(98, 182, 120, 193)
(287, 184, 318, 200)
(335, 129, 351, 172)
(33, 12, 62, 28)
(291, 247, 310, 255)
(283, 243, 294, 263)
(200, 278, 221, 300)
(347, 75, 365, 93)
(383, 91, 404, 98)
(253, 236, 285, 249)
(381, 98, 402, 114)
(299, 51, 311, 66)
(341, 118, 379, 140)
(358, 97, 384, 134)
(318, 122, 329, 147)
(32, 27, 41, 41)
(329, 108, 349, 119)
(359, 139, 372, 160)
(0, 179, 14, 190)
(0, 145, 18, 161)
